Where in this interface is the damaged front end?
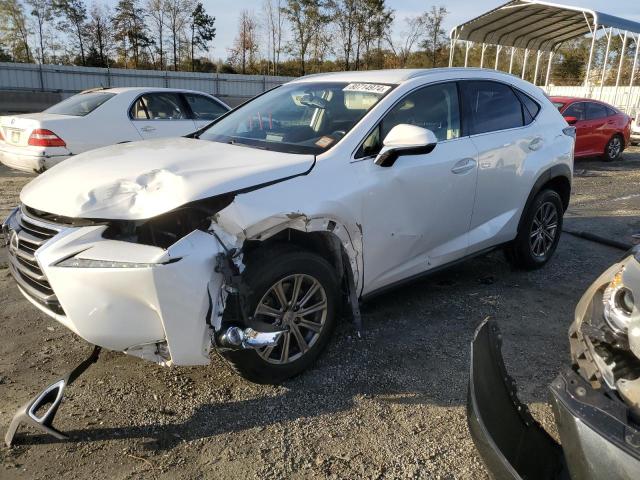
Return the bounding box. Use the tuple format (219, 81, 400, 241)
(2, 198, 285, 369)
(468, 253, 640, 480)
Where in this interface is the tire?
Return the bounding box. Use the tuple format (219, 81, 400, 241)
(219, 245, 339, 384)
(505, 189, 563, 270)
(603, 135, 624, 162)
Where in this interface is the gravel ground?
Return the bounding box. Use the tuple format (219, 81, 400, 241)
(1, 147, 640, 479)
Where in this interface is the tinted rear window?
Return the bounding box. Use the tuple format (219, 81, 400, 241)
(515, 90, 540, 125)
(45, 92, 115, 116)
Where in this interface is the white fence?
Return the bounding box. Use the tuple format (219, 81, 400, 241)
(0, 62, 294, 98)
(546, 85, 640, 113)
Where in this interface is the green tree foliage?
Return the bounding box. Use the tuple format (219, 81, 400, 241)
(189, 2, 215, 71)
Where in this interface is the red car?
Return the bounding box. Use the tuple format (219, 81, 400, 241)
(550, 96, 632, 161)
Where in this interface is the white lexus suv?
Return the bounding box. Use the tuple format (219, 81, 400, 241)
(3, 69, 574, 384)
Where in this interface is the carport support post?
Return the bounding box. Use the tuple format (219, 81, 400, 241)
(508, 47, 515, 74)
(521, 49, 529, 80)
(495, 45, 502, 70)
(630, 36, 639, 112)
(464, 41, 471, 67)
(600, 27, 613, 100)
(584, 22, 599, 96)
(614, 31, 628, 107)
(480, 43, 487, 68)
(545, 51, 555, 91)
(449, 34, 455, 67)
(533, 50, 543, 85)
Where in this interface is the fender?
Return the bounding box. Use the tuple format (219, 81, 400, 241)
(517, 163, 572, 233)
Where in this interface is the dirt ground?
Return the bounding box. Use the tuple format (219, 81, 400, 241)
(1, 147, 640, 479)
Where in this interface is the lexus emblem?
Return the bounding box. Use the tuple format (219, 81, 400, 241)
(9, 230, 19, 255)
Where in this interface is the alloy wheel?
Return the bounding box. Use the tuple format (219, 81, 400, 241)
(254, 274, 328, 364)
(608, 137, 622, 159)
(529, 201, 558, 258)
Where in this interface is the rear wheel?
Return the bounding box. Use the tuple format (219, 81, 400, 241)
(603, 135, 623, 162)
(220, 246, 339, 384)
(505, 189, 563, 270)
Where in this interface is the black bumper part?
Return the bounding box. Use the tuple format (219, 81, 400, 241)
(5, 346, 101, 447)
(550, 370, 640, 479)
(467, 319, 566, 479)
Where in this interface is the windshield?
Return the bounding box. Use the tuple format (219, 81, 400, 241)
(45, 92, 115, 116)
(198, 82, 393, 154)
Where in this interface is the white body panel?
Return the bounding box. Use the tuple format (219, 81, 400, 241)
(0, 88, 229, 173)
(4, 68, 574, 366)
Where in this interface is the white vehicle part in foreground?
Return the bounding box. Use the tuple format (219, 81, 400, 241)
(34, 224, 225, 365)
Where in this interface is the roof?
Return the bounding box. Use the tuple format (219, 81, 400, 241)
(289, 67, 519, 84)
(451, 0, 640, 52)
(81, 87, 211, 95)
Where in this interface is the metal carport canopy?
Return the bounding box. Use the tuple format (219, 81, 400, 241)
(450, 0, 640, 52)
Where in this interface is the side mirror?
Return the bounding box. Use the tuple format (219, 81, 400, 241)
(564, 116, 578, 125)
(374, 124, 438, 167)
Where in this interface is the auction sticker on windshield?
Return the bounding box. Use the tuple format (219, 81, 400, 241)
(343, 83, 391, 94)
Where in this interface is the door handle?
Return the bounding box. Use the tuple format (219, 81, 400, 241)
(451, 158, 477, 174)
(141, 126, 156, 132)
(528, 137, 543, 151)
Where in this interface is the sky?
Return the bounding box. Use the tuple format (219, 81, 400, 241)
(104, 0, 640, 60)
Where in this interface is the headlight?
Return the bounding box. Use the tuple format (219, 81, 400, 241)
(56, 258, 155, 268)
(603, 268, 637, 334)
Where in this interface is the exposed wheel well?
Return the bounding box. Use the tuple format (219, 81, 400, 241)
(243, 228, 347, 283)
(541, 175, 571, 211)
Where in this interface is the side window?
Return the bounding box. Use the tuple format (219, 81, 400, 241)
(514, 89, 540, 125)
(357, 82, 461, 157)
(130, 93, 188, 120)
(586, 102, 608, 120)
(606, 106, 617, 117)
(563, 103, 586, 121)
(184, 94, 228, 120)
(462, 81, 524, 135)
(587, 102, 607, 120)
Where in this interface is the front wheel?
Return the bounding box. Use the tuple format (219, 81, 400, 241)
(603, 135, 623, 162)
(505, 189, 563, 270)
(220, 246, 339, 384)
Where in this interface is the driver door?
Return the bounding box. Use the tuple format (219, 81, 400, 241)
(354, 82, 479, 295)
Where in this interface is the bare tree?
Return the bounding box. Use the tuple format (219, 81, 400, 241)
(421, 5, 448, 67)
(228, 9, 258, 74)
(164, 0, 194, 70)
(0, 0, 32, 62)
(86, 3, 113, 67)
(331, 0, 358, 70)
(146, 0, 166, 69)
(386, 15, 424, 68)
(262, 0, 284, 75)
(54, 0, 88, 65)
(282, 0, 328, 75)
(26, 0, 53, 63)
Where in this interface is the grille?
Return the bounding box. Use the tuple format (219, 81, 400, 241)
(7, 207, 65, 315)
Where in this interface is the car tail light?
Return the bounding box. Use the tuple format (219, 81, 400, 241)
(563, 126, 576, 139)
(28, 129, 66, 147)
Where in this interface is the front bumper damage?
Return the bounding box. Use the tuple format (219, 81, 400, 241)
(2, 206, 282, 368)
(468, 319, 640, 479)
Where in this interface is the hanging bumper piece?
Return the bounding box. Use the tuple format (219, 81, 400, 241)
(5, 345, 101, 447)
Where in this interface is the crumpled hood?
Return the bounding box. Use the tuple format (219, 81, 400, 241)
(20, 137, 315, 220)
